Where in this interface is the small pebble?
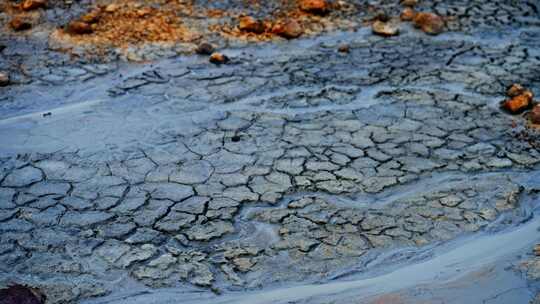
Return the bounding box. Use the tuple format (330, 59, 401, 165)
(338, 44, 350, 53)
(372, 20, 399, 37)
(209, 52, 229, 64)
(0, 72, 10, 86)
(196, 43, 214, 55)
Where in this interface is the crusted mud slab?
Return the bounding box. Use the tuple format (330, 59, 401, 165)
(1, 0, 540, 303)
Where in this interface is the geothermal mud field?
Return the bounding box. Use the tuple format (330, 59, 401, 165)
(1, 0, 540, 303)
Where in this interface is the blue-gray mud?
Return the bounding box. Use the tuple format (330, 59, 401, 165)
(1, 1, 540, 303)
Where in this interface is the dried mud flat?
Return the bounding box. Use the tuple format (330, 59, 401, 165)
(1, 0, 540, 303)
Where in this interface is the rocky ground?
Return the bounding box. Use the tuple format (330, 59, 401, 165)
(1, 0, 540, 303)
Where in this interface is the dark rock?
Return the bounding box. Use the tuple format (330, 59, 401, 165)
(67, 21, 93, 34)
(374, 11, 390, 22)
(338, 44, 350, 53)
(196, 42, 214, 55)
(0, 285, 46, 304)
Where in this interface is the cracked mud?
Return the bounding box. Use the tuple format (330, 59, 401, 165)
(1, 0, 540, 303)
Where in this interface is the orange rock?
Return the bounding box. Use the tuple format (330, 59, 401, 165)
(136, 7, 152, 17)
(104, 3, 119, 13)
(67, 21, 93, 34)
(400, 0, 418, 7)
(10, 17, 32, 31)
(20, 0, 46, 11)
(530, 105, 540, 124)
(272, 20, 303, 39)
(372, 20, 399, 37)
(238, 16, 265, 34)
(413, 12, 445, 35)
(209, 52, 229, 64)
(80, 9, 101, 24)
(299, 0, 329, 15)
(507, 83, 526, 98)
(400, 8, 416, 21)
(501, 90, 533, 114)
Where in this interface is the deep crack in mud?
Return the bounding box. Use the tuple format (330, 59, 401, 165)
(1, 0, 540, 303)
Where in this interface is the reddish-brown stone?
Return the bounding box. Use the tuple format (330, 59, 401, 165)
(530, 105, 540, 124)
(10, 17, 32, 31)
(238, 16, 266, 34)
(67, 21, 93, 34)
(20, 0, 46, 11)
(80, 9, 101, 24)
(299, 0, 329, 15)
(400, 8, 416, 21)
(272, 20, 303, 39)
(413, 12, 445, 35)
(400, 0, 418, 7)
(209, 52, 229, 64)
(501, 90, 533, 114)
